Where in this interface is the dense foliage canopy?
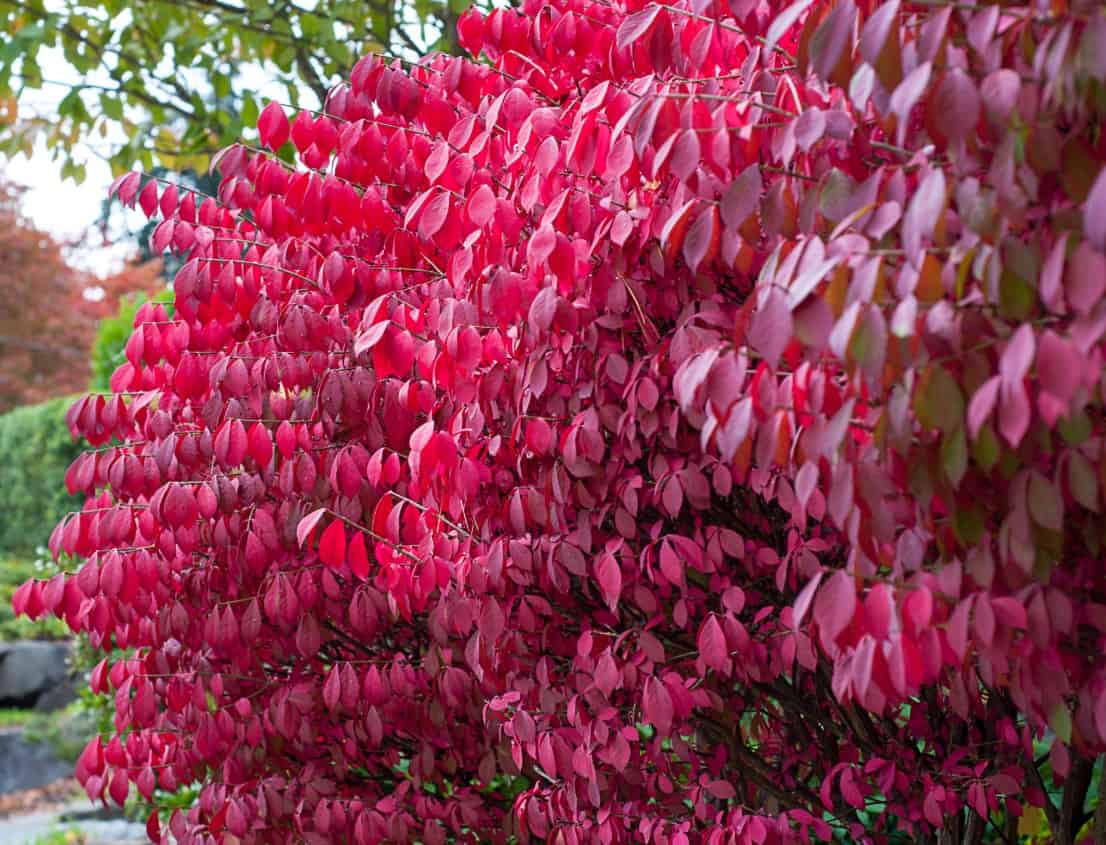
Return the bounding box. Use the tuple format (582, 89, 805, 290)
(17, 0, 1106, 843)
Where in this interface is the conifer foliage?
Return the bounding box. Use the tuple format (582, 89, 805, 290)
(16, 0, 1106, 842)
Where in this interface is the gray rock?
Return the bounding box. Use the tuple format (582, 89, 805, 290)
(0, 729, 72, 794)
(0, 642, 71, 707)
(33, 679, 78, 714)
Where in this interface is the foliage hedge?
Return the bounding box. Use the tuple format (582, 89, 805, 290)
(0, 396, 83, 557)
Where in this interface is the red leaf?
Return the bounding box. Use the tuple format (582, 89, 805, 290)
(247, 423, 273, 466)
(323, 666, 341, 711)
(859, 0, 898, 66)
(594, 651, 619, 698)
(697, 615, 728, 671)
(109, 769, 129, 806)
(705, 780, 736, 800)
(642, 676, 674, 735)
(258, 101, 290, 149)
(889, 62, 932, 143)
(902, 586, 933, 637)
(319, 520, 347, 569)
(863, 583, 894, 640)
(946, 597, 972, 662)
(139, 179, 158, 218)
(348, 532, 370, 580)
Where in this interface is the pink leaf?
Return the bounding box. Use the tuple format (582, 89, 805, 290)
(792, 571, 824, 629)
(616, 5, 661, 49)
(595, 553, 622, 612)
(809, 0, 856, 80)
(814, 570, 856, 650)
(297, 508, 327, 548)
(998, 381, 1031, 448)
(748, 288, 793, 369)
(967, 375, 1000, 439)
(720, 164, 762, 230)
(682, 206, 719, 273)
(697, 615, 728, 671)
(901, 167, 945, 266)
(933, 70, 980, 143)
(466, 184, 496, 227)
(999, 324, 1036, 386)
(1084, 165, 1106, 252)
(889, 62, 932, 143)
(764, 0, 814, 59)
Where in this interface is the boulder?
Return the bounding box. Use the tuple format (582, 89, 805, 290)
(0, 729, 72, 793)
(0, 642, 71, 708)
(33, 679, 77, 713)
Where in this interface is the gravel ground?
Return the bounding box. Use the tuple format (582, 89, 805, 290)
(0, 806, 145, 844)
(0, 780, 145, 845)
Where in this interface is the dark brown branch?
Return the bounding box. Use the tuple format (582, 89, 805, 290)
(1058, 756, 1094, 845)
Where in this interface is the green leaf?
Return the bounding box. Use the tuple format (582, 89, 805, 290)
(1050, 705, 1072, 743)
(240, 94, 259, 128)
(971, 423, 1000, 472)
(1059, 409, 1092, 445)
(941, 426, 968, 487)
(952, 502, 984, 546)
(999, 269, 1034, 321)
(99, 92, 123, 121)
(914, 365, 964, 434)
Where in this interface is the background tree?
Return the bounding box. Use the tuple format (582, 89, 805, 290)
(0, 179, 161, 411)
(0, 0, 481, 179)
(0, 179, 94, 410)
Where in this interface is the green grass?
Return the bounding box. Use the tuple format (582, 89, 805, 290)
(28, 829, 86, 845)
(0, 553, 70, 642)
(0, 707, 38, 728)
(23, 700, 92, 763)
